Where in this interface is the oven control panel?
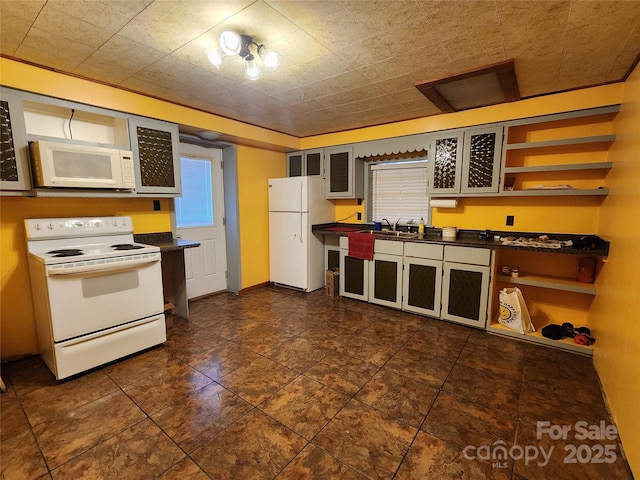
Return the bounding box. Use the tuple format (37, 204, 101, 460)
(25, 216, 134, 240)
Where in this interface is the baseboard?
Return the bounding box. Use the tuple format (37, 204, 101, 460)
(238, 282, 270, 295)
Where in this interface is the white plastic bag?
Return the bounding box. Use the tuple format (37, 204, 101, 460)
(498, 287, 535, 334)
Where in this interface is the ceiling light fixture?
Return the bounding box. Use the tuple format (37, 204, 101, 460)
(206, 30, 280, 80)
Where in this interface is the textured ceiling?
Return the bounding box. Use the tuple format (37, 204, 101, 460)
(1, 0, 639, 138)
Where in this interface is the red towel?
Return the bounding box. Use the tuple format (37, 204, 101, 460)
(348, 232, 375, 260)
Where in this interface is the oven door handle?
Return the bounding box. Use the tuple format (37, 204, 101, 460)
(47, 256, 160, 276)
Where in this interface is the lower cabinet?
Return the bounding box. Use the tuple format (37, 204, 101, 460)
(339, 235, 369, 300)
(441, 246, 491, 328)
(402, 243, 444, 318)
(337, 236, 492, 329)
(369, 240, 403, 309)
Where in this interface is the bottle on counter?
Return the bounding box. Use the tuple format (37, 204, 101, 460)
(418, 217, 425, 234)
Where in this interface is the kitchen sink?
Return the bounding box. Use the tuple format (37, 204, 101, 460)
(358, 229, 418, 239)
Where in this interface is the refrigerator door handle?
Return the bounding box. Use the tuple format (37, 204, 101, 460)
(299, 183, 304, 243)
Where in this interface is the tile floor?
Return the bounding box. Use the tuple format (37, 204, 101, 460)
(1, 286, 633, 479)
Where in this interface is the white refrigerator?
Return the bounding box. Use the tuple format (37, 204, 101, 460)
(268, 176, 334, 291)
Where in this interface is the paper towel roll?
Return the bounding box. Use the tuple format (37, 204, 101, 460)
(429, 199, 458, 208)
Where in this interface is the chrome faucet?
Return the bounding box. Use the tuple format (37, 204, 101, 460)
(382, 218, 391, 229)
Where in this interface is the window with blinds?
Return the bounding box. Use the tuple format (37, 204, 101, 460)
(371, 160, 429, 224)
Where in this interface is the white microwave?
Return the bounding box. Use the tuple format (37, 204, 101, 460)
(30, 140, 135, 189)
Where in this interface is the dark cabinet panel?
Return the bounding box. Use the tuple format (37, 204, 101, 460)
(441, 260, 490, 327)
(287, 152, 303, 177)
(327, 249, 340, 271)
(402, 255, 442, 318)
(373, 259, 398, 303)
(446, 268, 483, 320)
(344, 255, 365, 296)
(407, 263, 437, 311)
(329, 151, 350, 193)
(306, 151, 322, 176)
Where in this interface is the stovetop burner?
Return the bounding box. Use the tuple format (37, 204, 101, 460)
(111, 244, 144, 250)
(47, 249, 84, 257)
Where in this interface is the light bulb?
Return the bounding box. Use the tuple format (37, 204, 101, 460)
(205, 49, 222, 69)
(258, 45, 280, 72)
(244, 56, 262, 80)
(219, 30, 242, 56)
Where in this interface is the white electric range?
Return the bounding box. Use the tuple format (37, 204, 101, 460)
(25, 216, 166, 379)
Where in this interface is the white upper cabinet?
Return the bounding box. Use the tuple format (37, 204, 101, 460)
(428, 126, 503, 195)
(461, 126, 503, 194)
(324, 146, 364, 199)
(129, 116, 181, 196)
(287, 149, 323, 177)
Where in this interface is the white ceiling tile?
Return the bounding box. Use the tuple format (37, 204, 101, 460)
(46, 0, 152, 31)
(0, 0, 45, 55)
(16, 26, 95, 68)
(31, 5, 114, 48)
(118, 0, 252, 53)
(345, 0, 426, 33)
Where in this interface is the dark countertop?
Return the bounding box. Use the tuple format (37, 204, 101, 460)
(134, 232, 200, 252)
(313, 223, 610, 256)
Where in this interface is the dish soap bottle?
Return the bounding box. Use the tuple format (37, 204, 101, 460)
(418, 217, 425, 234)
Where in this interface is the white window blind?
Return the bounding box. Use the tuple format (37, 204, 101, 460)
(175, 157, 214, 228)
(371, 161, 429, 223)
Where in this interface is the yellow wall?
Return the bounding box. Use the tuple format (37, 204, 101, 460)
(591, 64, 640, 476)
(0, 197, 171, 360)
(334, 199, 365, 223)
(236, 145, 286, 288)
(431, 196, 603, 233)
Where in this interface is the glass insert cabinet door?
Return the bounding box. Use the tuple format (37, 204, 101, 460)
(129, 117, 181, 195)
(0, 91, 31, 191)
(428, 132, 463, 194)
(461, 126, 503, 194)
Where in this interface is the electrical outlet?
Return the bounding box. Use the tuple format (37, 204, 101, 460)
(506, 215, 514, 226)
(357, 212, 362, 221)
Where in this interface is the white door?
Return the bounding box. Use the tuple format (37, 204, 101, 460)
(175, 145, 226, 299)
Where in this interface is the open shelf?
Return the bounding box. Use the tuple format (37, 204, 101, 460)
(505, 134, 616, 151)
(503, 161, 613, 174)
(488, 321, 594, 356)
(496, 273, 596, 294)
(499, 188, 609, 197)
